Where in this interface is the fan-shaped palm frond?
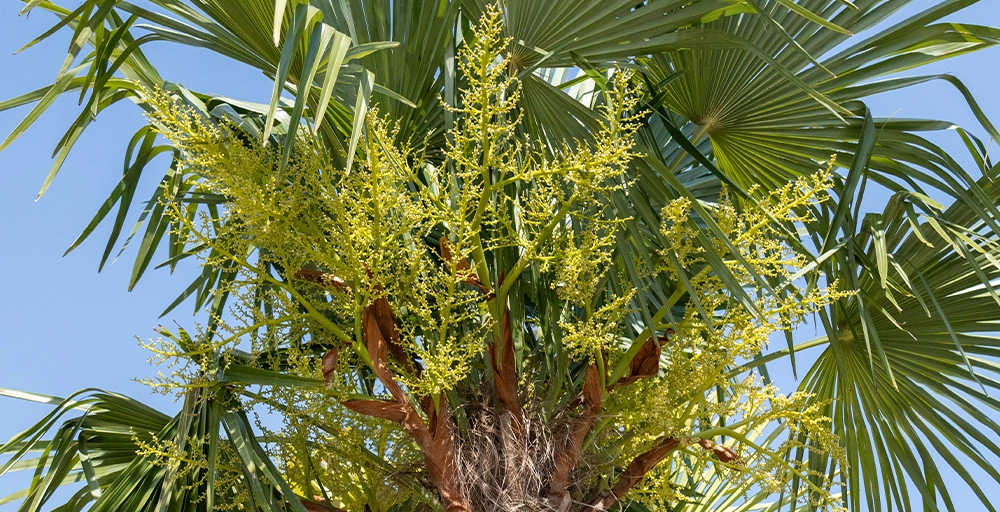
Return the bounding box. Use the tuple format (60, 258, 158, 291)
(0, 384, 314, 512)
(774, 174, 1000, 512)
(0, 350, 433, 512)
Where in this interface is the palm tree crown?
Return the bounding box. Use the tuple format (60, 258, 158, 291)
(2, 1, 1000, 511)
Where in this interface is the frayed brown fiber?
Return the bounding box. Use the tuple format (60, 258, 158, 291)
(455, 398, 560, 512)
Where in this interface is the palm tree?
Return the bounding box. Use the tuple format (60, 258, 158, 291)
(2, 1, 1000, 510)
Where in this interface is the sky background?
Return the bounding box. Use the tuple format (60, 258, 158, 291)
(1, 0, 1000, 509)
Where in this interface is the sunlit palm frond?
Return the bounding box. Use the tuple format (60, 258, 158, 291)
(775, 174, 1000, 512)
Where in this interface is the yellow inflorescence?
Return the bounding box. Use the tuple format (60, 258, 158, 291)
(613, 163, 851, 509)
(135, 6, 850, 510)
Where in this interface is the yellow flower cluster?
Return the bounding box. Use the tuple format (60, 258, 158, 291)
(610, 164, 851, 509)
(560, 292, 634, 361)
(133, 428, 247, 509)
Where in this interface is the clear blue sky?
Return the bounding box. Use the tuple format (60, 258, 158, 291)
(1, 1, 999, 509)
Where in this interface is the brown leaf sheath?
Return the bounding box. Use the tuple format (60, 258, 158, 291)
(300, 498, 346, 512)
(610, 332, 671, 390)
(368, 286, 434, 417)
(341, 399, 408, 423)
(370, 294, 417, 374)
(548, 362, 604, 508)
(582, 363, 604, 416)
(362, 307, 409, 402)
(592, 437, 681, 510)
(592, 437, 740, 509)
(322, 347, 339, 384)
(488, 300, 524, 435)
(439, 236, 492, 297)
(344, 404, 467, 510)
(293, 269, 349, 291)
(340, 397, 467, 511)
(410, 399, 468, 512)
(347, 305, 471, 512)
(697, 438, 741, 464)
(625, 337, 661, 383)
(294, 267, 414, 375)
